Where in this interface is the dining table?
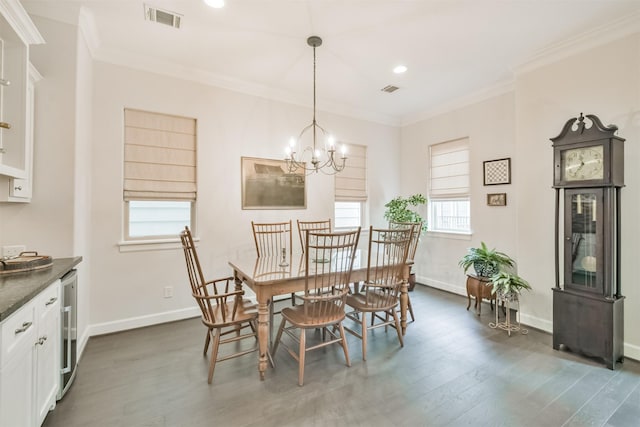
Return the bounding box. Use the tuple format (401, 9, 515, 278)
(228, 250, 411, 380)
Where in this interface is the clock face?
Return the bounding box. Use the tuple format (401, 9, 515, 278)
(562, 146, 604, 181)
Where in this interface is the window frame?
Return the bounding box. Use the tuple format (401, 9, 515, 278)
(124, 200, 196, 241)
(428, 196, 471, 235)
(334, 200, 365, 230)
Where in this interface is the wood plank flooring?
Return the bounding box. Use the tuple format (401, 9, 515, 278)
(43, 285, 640, 427)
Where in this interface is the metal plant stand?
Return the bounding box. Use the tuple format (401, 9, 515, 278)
(489, 291, 528, 336)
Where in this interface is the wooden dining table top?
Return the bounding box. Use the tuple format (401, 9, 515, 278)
(228, 249, 370, 286)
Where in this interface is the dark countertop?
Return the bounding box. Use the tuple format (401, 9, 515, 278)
(0, 257, 82, 322)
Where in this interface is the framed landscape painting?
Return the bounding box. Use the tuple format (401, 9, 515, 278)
(241, 157, 306, 209)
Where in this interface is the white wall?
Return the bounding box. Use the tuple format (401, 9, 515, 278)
(88, 61, 400, 333)
(401, 92, 517, 293)
(401, 33, 640, 360)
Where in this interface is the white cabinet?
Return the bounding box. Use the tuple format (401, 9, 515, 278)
(0, 279, 60, 427)
(0, 0, 44, 181)
(0, 62, 41, 202)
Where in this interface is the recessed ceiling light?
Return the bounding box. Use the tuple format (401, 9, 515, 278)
(204, 0, 225, 8)
(393, 65, 407, 74)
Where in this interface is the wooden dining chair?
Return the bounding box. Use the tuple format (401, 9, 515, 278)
(251, 220, 294, 338)
(180, 226, 259, 384)
(271, 228, 361, 386)
(389, 220, 422, 322)
(344, 226, 412, 361)
(296, 219, 331, 252)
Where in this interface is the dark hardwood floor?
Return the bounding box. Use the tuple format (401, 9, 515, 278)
(43, 285, 640, 427)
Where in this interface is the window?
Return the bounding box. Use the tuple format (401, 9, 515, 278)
(123, 109, 197, 240)
(429, 138, 470, 233)
(334, 201, 362, 228)
(430, 199, 470, 232)
(335, 144, 367, 228)
(128, 201, 192, 238)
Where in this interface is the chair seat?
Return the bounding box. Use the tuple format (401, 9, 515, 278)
(202, 301, 258, 328)
(346, 291, 398, 313)
(281, 301, 346, 328)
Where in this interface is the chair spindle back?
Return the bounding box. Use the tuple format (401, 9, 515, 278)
(297, 219, 332, 253)
(301, 228, 361, 325)
(251, 220, 293, 257)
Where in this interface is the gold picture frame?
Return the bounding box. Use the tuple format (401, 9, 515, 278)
(487, 193, 507, 206)
(241, 157, 306, 210)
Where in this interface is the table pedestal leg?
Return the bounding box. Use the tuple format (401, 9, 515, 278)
(400, 281, 408, 335)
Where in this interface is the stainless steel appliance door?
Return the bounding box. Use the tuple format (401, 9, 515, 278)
(57, 269, 77, 400)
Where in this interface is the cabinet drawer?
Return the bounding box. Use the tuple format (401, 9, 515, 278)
(36, 280, 61, 319)
(0, 299, 36, 367)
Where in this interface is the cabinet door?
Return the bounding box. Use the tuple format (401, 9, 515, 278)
(0, 332, 35, 427)
(35, 282, 60, 426)
(4, 63, 39, 202)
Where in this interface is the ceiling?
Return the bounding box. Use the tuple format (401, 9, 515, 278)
(21, 0, 640, 125)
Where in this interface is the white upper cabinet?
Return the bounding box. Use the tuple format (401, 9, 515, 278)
(0, 0, 44, 179)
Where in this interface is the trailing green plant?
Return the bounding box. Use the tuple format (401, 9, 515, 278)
(458, 241, 515, 278)
(490, 271, 532, 296)
(383, 194, 427, 232)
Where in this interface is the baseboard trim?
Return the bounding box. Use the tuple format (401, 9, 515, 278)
(88, 307, 201, 336)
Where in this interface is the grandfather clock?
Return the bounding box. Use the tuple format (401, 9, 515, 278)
(551, 113, 624, 369)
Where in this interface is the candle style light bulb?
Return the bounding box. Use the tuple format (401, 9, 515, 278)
(341, 145, 347, 158)
(328, 136, 335, 150)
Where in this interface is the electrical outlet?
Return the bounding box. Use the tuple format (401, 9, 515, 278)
(163, 286, 173, 298)
(2, 245, 26, 258)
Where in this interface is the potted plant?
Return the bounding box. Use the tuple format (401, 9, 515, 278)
(490, 271, 531, 300)
(383, 194, 427, 232)
(458, 241, 515, 278)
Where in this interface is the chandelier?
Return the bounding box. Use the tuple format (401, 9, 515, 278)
(285, 36, 347, 175)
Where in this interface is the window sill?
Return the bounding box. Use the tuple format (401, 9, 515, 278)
(118, 236, 199, 253)
(426, 230, 472, 240)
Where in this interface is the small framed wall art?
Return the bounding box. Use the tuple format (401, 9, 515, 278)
(487, 193, 507, 206)
(483, 157, 511, 185)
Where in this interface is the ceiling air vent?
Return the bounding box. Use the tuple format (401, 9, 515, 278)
(144, 4, 182, 29)
(381, 85, 399, 93)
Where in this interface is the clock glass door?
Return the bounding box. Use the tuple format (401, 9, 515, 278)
(564, 189, 603, 293)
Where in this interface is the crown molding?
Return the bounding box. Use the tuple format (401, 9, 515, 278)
(513, 10, 640, 75)
(0, 0, 44, 44)
(85, 43, 400, 127)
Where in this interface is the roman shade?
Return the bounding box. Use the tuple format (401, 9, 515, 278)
(335, 143, 367, 201)
(123, 109, 197, 201)
(429, 138, 469, 197)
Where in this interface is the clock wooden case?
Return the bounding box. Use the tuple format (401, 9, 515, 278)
(551, 113, 625, 370)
